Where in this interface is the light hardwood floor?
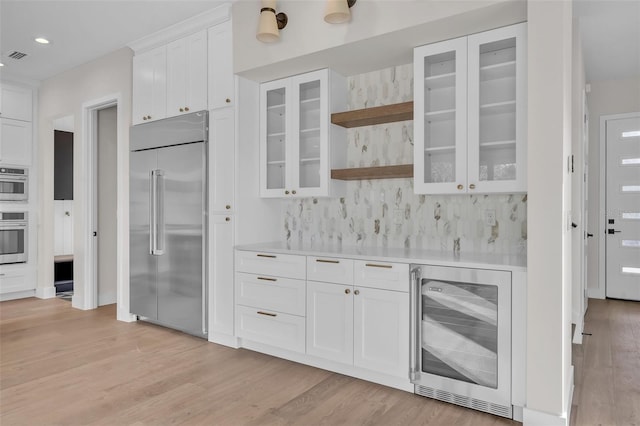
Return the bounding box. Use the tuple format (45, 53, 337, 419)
(0, 297, 637, 425)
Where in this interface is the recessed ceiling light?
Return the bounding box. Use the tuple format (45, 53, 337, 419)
(0, 63, 4, 67)
(35, 37, 50, 44)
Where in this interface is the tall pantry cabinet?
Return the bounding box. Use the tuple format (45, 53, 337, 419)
(414, 23, 527, 194)
(129, 4, 236, 345)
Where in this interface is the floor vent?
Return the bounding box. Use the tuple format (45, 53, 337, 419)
(7, 51, 27, 60)
(415, 385, 513, 419)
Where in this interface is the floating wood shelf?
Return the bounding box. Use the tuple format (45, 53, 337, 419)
(331, 101, 413, 128)
(331, 164, 413, 181)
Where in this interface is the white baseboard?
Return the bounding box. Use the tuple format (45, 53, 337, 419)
(0, 289, 36, 301)
(572, 315, 584, 344)
(588, 287, 605, 299)
(35, 286, 56, 299)
(117, 309, 137, 323)
(523, 367, 573, 426)
(209, 332, 239, 348)
(513, 405, 524, 422)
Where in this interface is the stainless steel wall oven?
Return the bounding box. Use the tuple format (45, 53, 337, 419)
(410, 265, 512, 418)
(0, 167, 29, 202)
(0, 212, 28, 264)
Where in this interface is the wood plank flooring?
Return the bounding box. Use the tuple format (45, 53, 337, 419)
(0, 297, 637, 425)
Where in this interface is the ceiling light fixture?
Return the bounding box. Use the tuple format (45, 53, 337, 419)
(0, 63, 4, 67)
(256, 0, 288, 43)
(35, 37, 50, 44)
(324, 0, 356, 24)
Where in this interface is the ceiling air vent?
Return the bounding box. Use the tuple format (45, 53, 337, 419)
(7, 51, 27, 60)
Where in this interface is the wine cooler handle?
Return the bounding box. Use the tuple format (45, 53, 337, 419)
(409, 267, 421, 382)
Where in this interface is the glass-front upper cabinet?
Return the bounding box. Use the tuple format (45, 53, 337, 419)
(260, 69, 346, 198)
(467, 23, 527, 193)
(414, 37, 468, 194)
(414, 23, 527, 194)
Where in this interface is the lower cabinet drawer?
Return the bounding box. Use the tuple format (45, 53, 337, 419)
(354, 260, 409, 292)
(235, 272, 305, 316)
(235, 250, 306, 280)
(235, 305, 305, 353)
(0, 271, 34, 294)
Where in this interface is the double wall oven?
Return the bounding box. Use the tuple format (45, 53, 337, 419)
(410, 264, 512, 418)
(0, 212, 28, 264)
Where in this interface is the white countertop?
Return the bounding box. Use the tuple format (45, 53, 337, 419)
(236, 241, 527, 272)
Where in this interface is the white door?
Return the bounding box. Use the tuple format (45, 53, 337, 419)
(353, 286, 409, 378)
(582, 94, 590, 312)
(306, 280, 353, 364)
(208, 21, 234, 110)
(260, 78, 290, 197)
(606, 114, 640, 300)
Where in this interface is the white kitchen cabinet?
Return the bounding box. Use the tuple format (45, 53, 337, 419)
(0, 84, 32, 122)
(414, 23, 527, 194)
(54, 200, 73, 256)
(132, 45, 167, 125)
(353, 286, 409, 377)
(210, 214, 234, 336)
(0, 268, 34, 295)
(260, 69, 346, 198)
(0, 118, 32, 166)
(306, 280, 354, 364)
(208, 20, 233, 110)
(166, 30, 208, 118)
(210, 107, 234, 213)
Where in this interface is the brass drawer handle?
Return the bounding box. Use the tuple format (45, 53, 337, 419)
(354, 289, 360, 295)
(257, 277, 277, 282)
(469, 184, 476, 190)
(365, 263, 392, 269)
(345, 289, 351, 294)
(316, 259, 339, 264)
(257, 311, 277, 317)
(457, 184, 463, 190)
(257, 254, 276, 258)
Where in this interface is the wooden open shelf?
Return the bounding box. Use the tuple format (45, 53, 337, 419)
(331, 101, 413, 128)
(331, 164, 413, 181)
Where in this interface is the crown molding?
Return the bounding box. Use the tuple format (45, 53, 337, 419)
(128, 2, 231, 54)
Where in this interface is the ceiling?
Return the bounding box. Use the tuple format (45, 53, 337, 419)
(0, 0, 638, 83)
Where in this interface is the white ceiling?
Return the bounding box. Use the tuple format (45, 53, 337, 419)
(0, 0, 638, 84)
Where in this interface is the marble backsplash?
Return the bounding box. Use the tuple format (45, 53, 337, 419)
(282, 64, 527, 255)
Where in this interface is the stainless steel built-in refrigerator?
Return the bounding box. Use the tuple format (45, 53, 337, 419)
(130, 111, 207, 338)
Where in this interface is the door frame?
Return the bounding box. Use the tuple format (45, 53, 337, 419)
(598, 112, 640, 299)
(77, 93, 135, 321)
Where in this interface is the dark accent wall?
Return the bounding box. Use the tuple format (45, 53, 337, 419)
(54, 130, 73, 200)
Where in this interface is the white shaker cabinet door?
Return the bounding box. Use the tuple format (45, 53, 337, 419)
(0, 85, 32, 122)
(353, 286, 409, 378)
(132, 46, 167, 125)
(0, 118, 32, 166)
(166, 30, 207, 117)
(208, 20, 234, 110)
(210, 214, 234, 336)
(209, 107, 235, 213)
(306, 280, 353, 364)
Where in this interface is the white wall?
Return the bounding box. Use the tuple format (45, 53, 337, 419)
(586, 76, 640, 298)
(233, 0, 526, 82)
(525, 0, 574, 423)
(38, 47, 132, 318)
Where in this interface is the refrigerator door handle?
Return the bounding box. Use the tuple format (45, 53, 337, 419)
(149, 170, 156, 255)
(155, 170, 165, 256)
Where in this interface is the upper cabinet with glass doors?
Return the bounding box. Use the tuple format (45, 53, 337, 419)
(414, 23, 527, 194)
(260, 69, 347, 198)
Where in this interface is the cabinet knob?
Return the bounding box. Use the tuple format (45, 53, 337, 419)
(354, 289, 360, 295)
(291, 190, 297, 195)
(345, 289, 351, 295)
(143, 116, 147, 121)
(225, 98, 231, 103)
(147, 116, 152, 120)
(225, 217, 231, 222)
(469, 184, 476, 190)
(457, 184, 463, 190)
(225, 205, 231, 210)
(180, 108, 184, 112)
(285, 190, 290, 195)
(185, 107, 190, 112)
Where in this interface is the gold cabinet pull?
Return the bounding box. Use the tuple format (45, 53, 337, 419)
(143, 116, 148, 121)
(257, 276, 277, 282)
(226, 98, 231, 103)
(285, 190, 290, 195)
(469, 184, 476, 189)
(257, 254, 276, 258)
(185, 107, 190, 111)
(354, 289, 360, 295)
(225, 217, 230, 222)
(147, 116, 152, 120)
(257, 311, 277, 317)
(316, 259, 339, 264)
(345, 289, 351, 294)
(292, 190, 297, 195)
(365, 263, 392, 269)
(457, 184, 463, 190)
(180, 108, 184, 112)
(225, 205, 231, 210)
